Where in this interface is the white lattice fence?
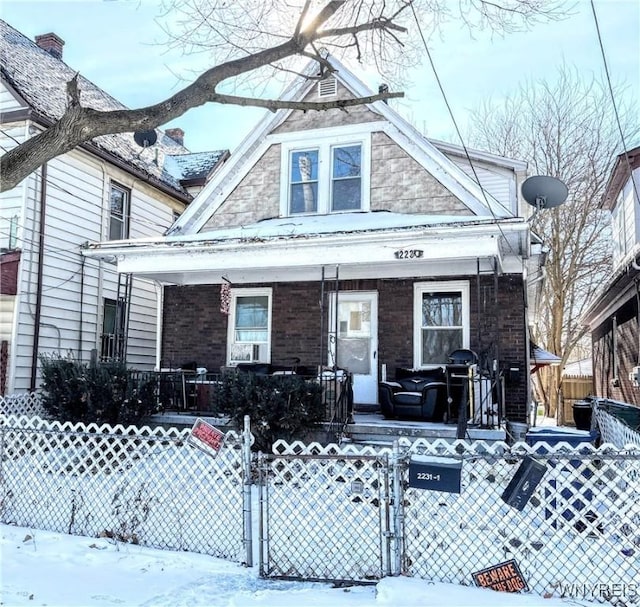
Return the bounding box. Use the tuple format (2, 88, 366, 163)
(596, 406, 640, 448)
(401, 438, 640, 605)
(266, 438, 640, 605)
(0, 415, 247, 562)
(0, 392, 46, 418)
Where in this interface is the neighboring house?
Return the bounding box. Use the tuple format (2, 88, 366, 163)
(583, 146, 640, 406)
(84, 56, 543, 423)
(0, 21, 228, 394)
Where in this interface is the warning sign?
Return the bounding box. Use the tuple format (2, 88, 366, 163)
(187, 418, 225, 458)
(472, 559, 529, 593)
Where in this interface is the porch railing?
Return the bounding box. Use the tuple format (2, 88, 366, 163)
(153, 369, 351, 426)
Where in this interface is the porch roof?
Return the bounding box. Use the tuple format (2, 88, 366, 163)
(83, 212, 529, 285)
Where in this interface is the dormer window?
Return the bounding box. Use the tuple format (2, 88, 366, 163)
(280, 130, 370, 217)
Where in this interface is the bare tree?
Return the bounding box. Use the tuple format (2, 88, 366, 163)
(0, 0, 567, 193)
(469, 66, 639, 417)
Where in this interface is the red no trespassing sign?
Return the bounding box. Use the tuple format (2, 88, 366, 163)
(187, 418, 226, 458)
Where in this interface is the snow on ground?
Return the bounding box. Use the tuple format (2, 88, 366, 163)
(1, 524, 600, 607)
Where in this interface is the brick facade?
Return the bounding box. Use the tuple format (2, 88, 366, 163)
(163, 274, 528, 420)
(592, 295, 640, 406)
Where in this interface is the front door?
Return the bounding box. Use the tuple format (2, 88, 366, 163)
(329, 291, 378, 405)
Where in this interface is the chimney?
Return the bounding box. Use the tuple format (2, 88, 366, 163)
(166, 128, 185, 146)
(35, 32, 65, 59)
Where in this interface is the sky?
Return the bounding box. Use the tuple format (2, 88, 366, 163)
(0, 0, 638, 155)
(1, 523, 604, 607)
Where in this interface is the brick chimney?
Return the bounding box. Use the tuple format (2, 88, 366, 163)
(35, 32, 65, 59)
(166, 128, 185, 146)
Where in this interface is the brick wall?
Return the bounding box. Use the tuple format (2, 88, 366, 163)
(592, 295, 640, 406)
(163, 274, 528, 419)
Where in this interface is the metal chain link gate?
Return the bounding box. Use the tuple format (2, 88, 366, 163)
(258, 450, 393, 583)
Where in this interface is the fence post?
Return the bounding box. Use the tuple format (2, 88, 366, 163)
(242, 415, 253, 567)
(392, 440, 404, 576)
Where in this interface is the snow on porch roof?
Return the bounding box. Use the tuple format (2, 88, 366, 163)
(170, 211, 524, 244)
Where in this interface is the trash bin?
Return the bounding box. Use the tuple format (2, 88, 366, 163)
(572, 399, 593, 431)
(525, 427, 598, 450)
(603, 402, 640, 430)
(506, 421, 528, 445)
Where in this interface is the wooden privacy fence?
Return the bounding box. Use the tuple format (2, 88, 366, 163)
(559, 375, 594, 426)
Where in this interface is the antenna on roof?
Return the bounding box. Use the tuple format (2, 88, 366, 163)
(521, 175, 568, 220)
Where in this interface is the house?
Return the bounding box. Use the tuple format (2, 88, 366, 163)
(0, 20, 228, 394)
(583, 146, 640, 406)
(83, 55, 544, 424)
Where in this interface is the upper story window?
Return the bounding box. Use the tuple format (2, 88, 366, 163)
(108, 182, 130, 240)
(280, 131, 370, 217)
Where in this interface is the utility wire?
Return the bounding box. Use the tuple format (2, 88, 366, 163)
(409, 2, 519, 258)
(590, 0, 640, 205)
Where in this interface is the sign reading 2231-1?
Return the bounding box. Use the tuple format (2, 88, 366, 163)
(394, 249, 424, 259)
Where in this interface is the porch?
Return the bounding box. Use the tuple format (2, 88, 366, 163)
(148, 368, 506, 444)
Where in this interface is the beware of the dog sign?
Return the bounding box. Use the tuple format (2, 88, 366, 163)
(187, 418, 225, 458)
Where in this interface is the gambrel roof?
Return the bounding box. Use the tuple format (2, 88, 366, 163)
(0, 19, 226, 199)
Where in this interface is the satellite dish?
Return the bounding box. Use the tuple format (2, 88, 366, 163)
(521, 175, 568, 210)
(133, 130, 157, 148)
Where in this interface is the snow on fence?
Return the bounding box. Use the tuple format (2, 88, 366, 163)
(266, 439, 640, 605)
(0, 392, 46, 418)
(595, 401, 640, 448)
(2, 413, 639, 605)
(0, 415, 250, 563)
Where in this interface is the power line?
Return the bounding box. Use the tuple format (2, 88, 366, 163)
(590, 0, 640, 205)
(408, 2, 519, 257)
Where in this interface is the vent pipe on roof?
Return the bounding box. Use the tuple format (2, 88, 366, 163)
(35, 32, 65, 59)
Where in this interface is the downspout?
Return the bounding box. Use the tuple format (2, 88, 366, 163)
(30, 163, 47, 391)
(78, 255, 85, 359)
(154, 281, 164, 370)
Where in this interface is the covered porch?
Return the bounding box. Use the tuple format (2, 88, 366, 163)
(82, 213, 535, 438)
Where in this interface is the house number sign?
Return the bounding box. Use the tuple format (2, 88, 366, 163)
(394, 249, 424, 259)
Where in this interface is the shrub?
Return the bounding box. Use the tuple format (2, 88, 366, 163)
(39, 354, 156, 425)
(213, 372, 324, 452)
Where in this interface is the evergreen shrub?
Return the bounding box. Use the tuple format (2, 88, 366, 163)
(213, 371, 324, 452)
(39, 354, 156, 425)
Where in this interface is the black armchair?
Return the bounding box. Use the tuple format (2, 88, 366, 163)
(379, 376, 448, 422)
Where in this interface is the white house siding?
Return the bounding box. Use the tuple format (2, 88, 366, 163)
(0, 122, 26, 250)
(0, 81, 25, 113)
(450, 158, 514, 212)
(8, 144, 184, 393)
(611, 173, 637, 266)
(0, 295, 15, 344)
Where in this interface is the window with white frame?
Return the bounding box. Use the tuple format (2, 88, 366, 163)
(413, 281, 470, 367)
(108, 182, 130, 240)
(227, 288, 272, 365)
(281, 132, 369, 216)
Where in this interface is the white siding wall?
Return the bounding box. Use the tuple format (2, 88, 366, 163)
(0, 82, 25, 113)
(0, 122, 27, 250)
(8, 140, 184, 393)
(611, 170, 638, 267)
(450, 158, 515, 213)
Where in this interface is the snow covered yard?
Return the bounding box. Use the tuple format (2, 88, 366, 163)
(0, 523, 602, 607)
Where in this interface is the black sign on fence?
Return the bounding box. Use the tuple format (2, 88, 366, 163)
(501, 455, 547, 511)
(408, 456, 462, 493)
(472, 559, 529, 593)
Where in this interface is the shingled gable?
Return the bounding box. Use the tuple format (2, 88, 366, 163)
(0, 19, 226, 199)
(168, 54, 513, 236)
